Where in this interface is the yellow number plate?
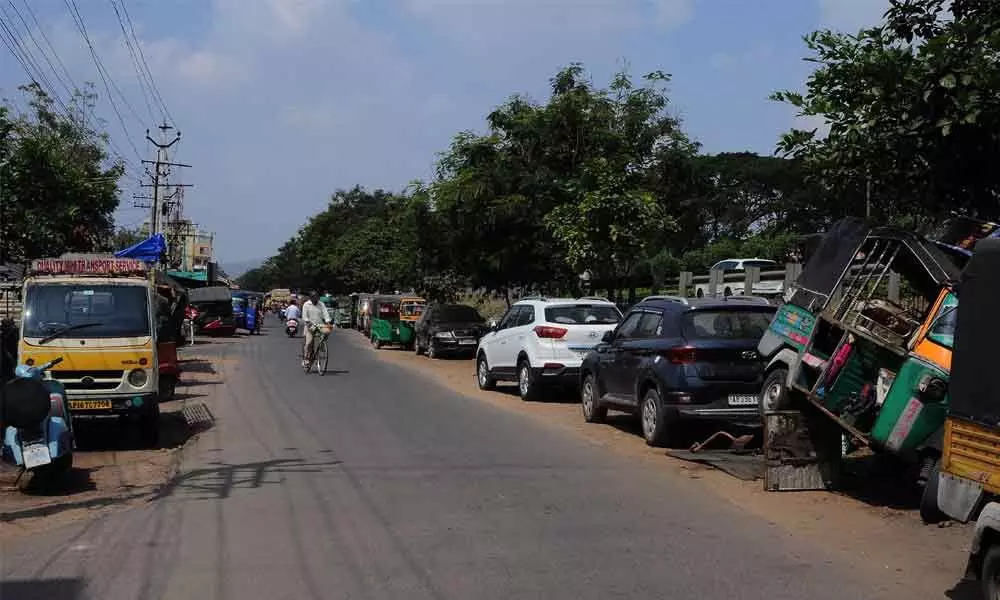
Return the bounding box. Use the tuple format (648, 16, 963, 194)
(69, 400, 113, 410)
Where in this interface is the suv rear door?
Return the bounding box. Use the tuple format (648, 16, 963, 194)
(680, 307, 775, 397)
(538, 302, 622, 363)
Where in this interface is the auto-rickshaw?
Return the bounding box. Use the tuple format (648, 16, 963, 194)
(398, 296, 425, 347)
(757, 218, 963, 492)
(369, 295, 408, 349)
(931, 237, 1000, 597)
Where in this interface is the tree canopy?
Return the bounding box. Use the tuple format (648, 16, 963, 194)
(239, 66, 820, 299)
(0, 83, 124, 263)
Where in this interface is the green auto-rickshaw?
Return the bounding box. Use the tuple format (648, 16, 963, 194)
(370, 295, 407, 349)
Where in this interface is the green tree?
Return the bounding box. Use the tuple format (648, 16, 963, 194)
(774, 0, 1000, 224)
(1, 83, 124, 263)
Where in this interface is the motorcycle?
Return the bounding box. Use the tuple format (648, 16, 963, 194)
(1, 357, 74, 485)
(285, 318, 299, 337)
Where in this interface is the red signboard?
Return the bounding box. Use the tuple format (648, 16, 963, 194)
(30, 257, 148, 276)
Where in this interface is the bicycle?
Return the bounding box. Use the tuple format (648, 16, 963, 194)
(302, 323, 332, 375)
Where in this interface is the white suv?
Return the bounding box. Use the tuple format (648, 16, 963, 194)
(475, 297, 622, 400)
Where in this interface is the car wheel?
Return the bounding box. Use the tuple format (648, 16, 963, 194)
(983, 545, 1000, 600)
(581, 374, 607, 423)
(518, 360, 540, 401)
(696, 288, 704, 298)
(476, 355, 496, 391)
(641, 387, 671, 447)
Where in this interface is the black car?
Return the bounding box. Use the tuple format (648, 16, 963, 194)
(579, 297, 776, 447)
(414, 303, 487, 358)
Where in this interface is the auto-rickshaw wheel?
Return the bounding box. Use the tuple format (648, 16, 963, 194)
(919, 462, 947, 524)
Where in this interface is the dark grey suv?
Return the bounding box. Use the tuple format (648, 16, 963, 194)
(579, 297, 775, 447)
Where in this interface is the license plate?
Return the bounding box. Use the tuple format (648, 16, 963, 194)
(22, 443, 52, 469)
(727, 394, 758, 407)
(69, 399, 113, 410)
(459, 339, 476, 345)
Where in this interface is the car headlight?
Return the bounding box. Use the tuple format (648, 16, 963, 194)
(128, 368, 148, 388)
(435, 331, 454, 338)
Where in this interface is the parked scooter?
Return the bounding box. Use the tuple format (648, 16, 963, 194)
(1, 357, 73, 485)
(285, 318, 299, 337)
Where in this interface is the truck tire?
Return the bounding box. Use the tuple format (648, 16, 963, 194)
(140, 404, 161, 448)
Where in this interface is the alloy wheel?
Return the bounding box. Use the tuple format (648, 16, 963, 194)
(642, 397, 657, 439)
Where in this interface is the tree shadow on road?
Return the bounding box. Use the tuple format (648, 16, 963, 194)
(153, 457, 344, 501)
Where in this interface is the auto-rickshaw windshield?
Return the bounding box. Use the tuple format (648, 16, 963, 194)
(401, 303, 424, 317)
(926, 294, 958, 349)
(23, 283, 150, 339)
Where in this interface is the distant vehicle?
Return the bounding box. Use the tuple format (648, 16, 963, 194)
(188, 287, 237, 336)
(476, 297, 622, 400)
(579, 297, 776, 447)
(414, 303, 487, 358)
(693, 258, 783, 298)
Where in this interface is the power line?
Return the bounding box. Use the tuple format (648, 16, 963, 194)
(18, 0, 78, 95)
(108, 0, 155, 124)
(0, 8, 69, 116)
(62, 0, 143, 162)
(118, 0, 174, 125)
(5, 1, 73, 100)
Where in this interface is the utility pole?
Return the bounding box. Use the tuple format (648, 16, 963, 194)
(135, 122, 191, 269)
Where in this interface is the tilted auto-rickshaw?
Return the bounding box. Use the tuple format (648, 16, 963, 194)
(369, 295, 409, 349)
(757, 218, 963, 492)
(930, 237, 1000, 597)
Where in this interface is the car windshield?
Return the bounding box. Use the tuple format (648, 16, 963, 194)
(545, 304, 621, 325)
(743, 260, 776, 269)
(682, 309, 774, 340)
(23, 283, 150, 339)
(435, 305, 483, 322)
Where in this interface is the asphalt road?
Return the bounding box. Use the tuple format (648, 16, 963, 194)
(2, 326, 913, 599)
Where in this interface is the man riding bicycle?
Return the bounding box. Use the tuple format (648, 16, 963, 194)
(301, 291, 333, 368)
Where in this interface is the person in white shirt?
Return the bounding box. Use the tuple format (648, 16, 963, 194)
(284, 299, 301, 325)
(301, 291, 332, 367)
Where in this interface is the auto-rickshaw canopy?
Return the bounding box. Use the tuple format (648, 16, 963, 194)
(948, 237, 1000, 428)
(788, 218, 961, 312)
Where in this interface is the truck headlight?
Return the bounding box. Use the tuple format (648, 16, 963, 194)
(128, 369, 148, 388)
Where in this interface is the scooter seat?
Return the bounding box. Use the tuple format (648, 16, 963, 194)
(1, 378, 52, 429)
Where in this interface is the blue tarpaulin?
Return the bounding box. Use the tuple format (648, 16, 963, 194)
(115, 233, 165, 263)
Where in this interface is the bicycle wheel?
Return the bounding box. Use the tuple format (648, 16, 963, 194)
(316, 338, 329, 376)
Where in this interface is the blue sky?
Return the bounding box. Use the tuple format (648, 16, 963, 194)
(0, 0, 889, 264)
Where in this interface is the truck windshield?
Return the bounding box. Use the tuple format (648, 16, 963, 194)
(23, 284, 150, 339)
(926, 293, 958, 349)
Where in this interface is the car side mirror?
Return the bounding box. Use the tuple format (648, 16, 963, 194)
(601, 330, 614, 343)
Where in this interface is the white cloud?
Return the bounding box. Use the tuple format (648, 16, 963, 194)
(819, 0, 891, 32)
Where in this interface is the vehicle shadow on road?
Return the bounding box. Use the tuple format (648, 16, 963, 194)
(946, 580, 979, 600)
(834, 453, 925, 510)
(0, 577, 85, 600)
(73, 404, 213, 453)
(179, 358, 216, 374)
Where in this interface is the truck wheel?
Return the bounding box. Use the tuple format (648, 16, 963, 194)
(140, 405, 161, 448)
(983, 545, 1000, 599)
(920, 461, 947, 524)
